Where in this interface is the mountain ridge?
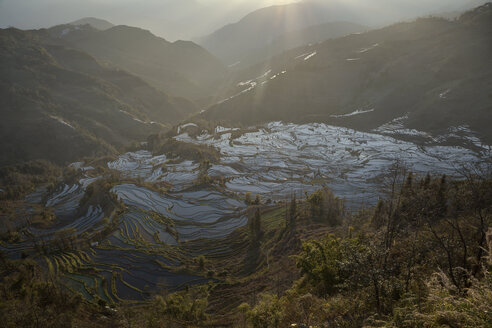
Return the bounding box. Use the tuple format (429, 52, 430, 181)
(197, 4, 492, 143)
(48, 23, 227, 102)
(69, 17, 114, 30)
(196, 1, 336, 64)
(0, 27, 195, 166)
(233, 20, 368, 69)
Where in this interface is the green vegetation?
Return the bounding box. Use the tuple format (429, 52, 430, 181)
(48, 23, 226, 101)
(245, 192, 252, 205)
(0, 258, 86, 328)
(148, 135, 221, 164)
(79, 173, 122, 216)
(306, 188, 344, 225)
(242, 169, 492, 328)
(0, 27, 194, 165)
(0, 160, 61, 200)
(2, 4, 491, 326)
(249, 208, 263, 247)
(0, 143, 491, 328)
(196, 159, 213, 186)
(287, 195, 298, 231)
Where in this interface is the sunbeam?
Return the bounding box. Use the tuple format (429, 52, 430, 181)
(0, 0, 491, 325)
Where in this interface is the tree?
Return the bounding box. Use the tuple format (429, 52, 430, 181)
(196, 159, 212, 185)
(306, 189, 343, 225)
(150, 286, 210, 325)
(250, 208, 263, 245)
(247, 294, 284, 328)
(237, 302, 251, 328)
(296, 235, 346, 296)
(307, 190, 324, 218)
(287, 194, 298, 230)
(385, 271, 492, 327)
(198, 255, 206, 270)
(245, 192, 252, 205)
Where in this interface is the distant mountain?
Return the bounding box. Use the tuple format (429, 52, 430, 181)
(235, 21, 367, 68)
(48, 24, 227, 102)
(462, 0, 490, 11)
(196, 1, 334, 65)
(196, 0, 491, 66)
(433, 0, 489, 19)
(0, 28, 195, 166)
(69, 17, 114, 30)
(198, 4, 492, 143)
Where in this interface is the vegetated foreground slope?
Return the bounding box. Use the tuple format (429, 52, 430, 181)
(200, 4, 492, 143)
(48, 24, 227, 102)
(1, 155, 491, 327)
(0, 28, 195, 166)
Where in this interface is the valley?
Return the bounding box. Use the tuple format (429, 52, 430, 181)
(0, 2, 491, 327)
(1, 119, 489, 305)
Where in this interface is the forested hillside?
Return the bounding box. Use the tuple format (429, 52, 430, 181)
(0, 28, 195, 165)
(49, 24, 227, 101)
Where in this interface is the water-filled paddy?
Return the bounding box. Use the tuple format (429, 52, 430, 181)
(174, 122, 487, 205)
(10, 121, 489, 302)
(112, 184, 248, 241)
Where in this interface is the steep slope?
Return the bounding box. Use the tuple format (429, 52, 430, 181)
(199, 4, 492, 143)
(197, 0, 489, 66)
(69, 17, 114, 30)
(435, 0, 489, 19)
(234, 21, 367, 68)
(48, 24, 227, 102)
(0, 28, 195, 166)
(196, 1, 334, 65)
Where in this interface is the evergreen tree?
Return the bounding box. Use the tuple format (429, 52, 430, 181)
(245, 192, 252, 205)
(250, 208, 263, 245)
(403, 172, 413, 193)
(197, 159, 211, 185)
(423, 172, 431, 188)
(288, 194, 298, 230)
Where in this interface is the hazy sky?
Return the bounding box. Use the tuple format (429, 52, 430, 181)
(0, 0, 296, 40)
(0, 0, 482, 41)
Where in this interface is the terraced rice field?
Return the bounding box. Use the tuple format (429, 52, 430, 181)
(45, 248, 210, 302)
(175, 121, 488, 206)
(112, 184, 247, 242)
(6, 121, 489, 302)
(1, 175, 104, 257)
